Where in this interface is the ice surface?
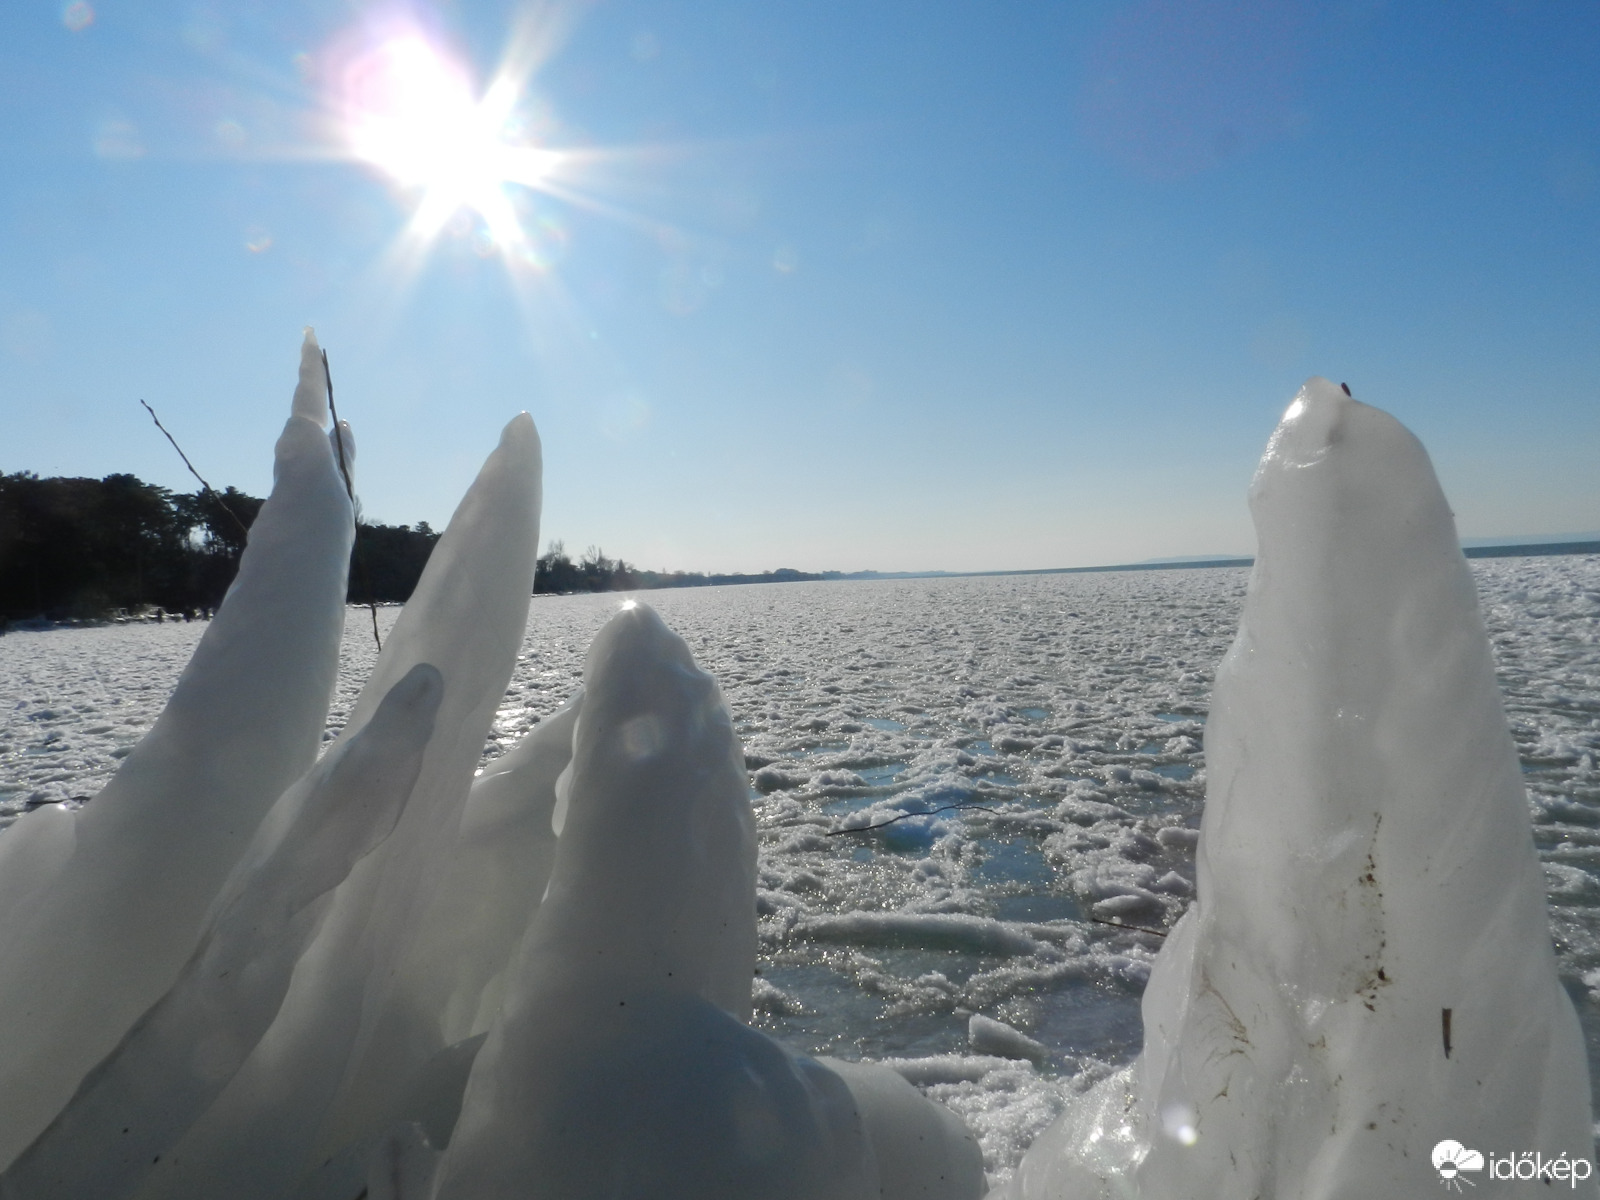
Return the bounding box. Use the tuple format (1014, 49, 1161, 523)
(7, 558, 1597, 1185)
(2, 377, 1598, 1191)
(996, 378, 1597, 1198)
(0, 330, 354, 1168)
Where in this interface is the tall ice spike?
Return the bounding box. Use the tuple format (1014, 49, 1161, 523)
(0, 330, 354, 1169)
(998, 377, 1595, 1199)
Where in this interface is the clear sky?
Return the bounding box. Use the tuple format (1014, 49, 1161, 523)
(1, 1, 1596, 574)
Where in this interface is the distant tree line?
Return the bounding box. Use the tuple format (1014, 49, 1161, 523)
(533, 540, 835, 594)
(0, 472, 440, 622)
(0, 471, 838, 624)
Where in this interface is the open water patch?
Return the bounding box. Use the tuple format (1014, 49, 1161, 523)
(1031, 979, 1145, 1063)
(1148, 763, 1194, 781)
(857, 762, 909, 786)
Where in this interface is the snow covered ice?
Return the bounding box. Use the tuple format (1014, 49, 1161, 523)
(0, 364, 1597, 1196)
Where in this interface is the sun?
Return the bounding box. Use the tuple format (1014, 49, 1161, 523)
(335, 24, 564, 255)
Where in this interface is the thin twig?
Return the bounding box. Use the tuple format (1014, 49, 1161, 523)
(321, 349, 382, 653)
(1088, 915, 1168, 938)
(826, 801, 1003, 836)
(139, 399, 250, 540)
(321, 349, 355, 502)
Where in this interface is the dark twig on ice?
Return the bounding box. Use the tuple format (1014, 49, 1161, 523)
(322, 349, 383, 653)
(826, 801, 1003, 836)
(1088, 915, 1168, 938)
(139, 399, 250, 540)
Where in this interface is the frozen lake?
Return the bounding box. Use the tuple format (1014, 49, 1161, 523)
(3, 555, 1598, 1180)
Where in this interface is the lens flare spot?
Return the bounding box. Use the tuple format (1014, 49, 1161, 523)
(92, 118, 144, 161)
(61, 1, 93, 32)
(1160, 1101, 1199, 1146)
(630, 30, 660, 61)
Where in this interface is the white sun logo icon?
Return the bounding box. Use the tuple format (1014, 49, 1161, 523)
(1432, 1140, 1485, 1191)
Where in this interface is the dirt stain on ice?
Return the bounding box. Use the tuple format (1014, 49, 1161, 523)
(1350, 814, 1390, 1013)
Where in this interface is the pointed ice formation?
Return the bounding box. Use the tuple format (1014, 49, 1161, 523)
(432, 602, 869, 1199)
(376, 690, 581, 1053)
(998, 378, 1595, 1198)
(134, 412, 542, 1200)
(0, 330, 354, 1169)
(433, 602, 985, 1200)
(0, 664, 443, 1199)
(0, 334, 986, 1198)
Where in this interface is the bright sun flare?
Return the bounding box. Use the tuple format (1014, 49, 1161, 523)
(339, 30, 562, 255)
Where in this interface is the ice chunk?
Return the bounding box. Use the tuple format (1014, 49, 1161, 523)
(515, 601, 758, 1019)
(967, 1014, 1049, 1064)
(310, 413, 545, 1144)
(136, 412, 542, 1199)
(0, 664, 442, 1198)
(385, 690, 582, 1052)
(797, 911, 1041, 956)
(296, 689, 582, 1178)
(822, 1057, 988, 1200)
(999, 378, 1596, 1198)
(432, 603, 779, 1194)
(0, 329, 354, 1168)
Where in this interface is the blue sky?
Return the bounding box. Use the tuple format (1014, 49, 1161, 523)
(1, 1, 1596, 573)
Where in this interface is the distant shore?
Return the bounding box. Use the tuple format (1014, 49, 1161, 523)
(820, 538, 1600, 585)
